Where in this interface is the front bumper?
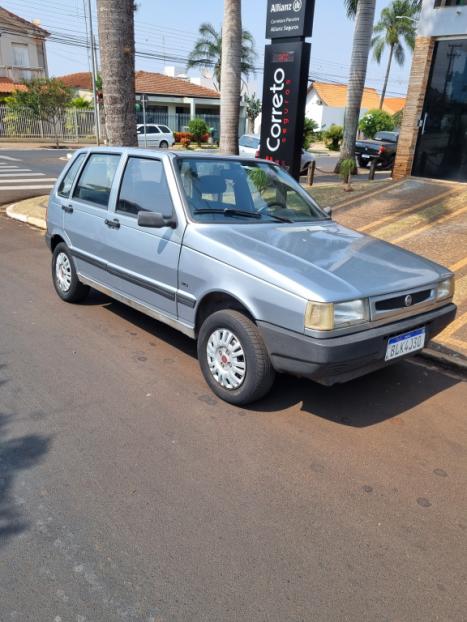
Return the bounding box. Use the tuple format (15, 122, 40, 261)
(258, 304, 456, 385)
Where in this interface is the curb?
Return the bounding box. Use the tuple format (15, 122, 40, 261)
(6, 203, 46, 230)
(419, 346, 467, 375)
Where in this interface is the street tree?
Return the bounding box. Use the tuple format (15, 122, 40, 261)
(335, 0, 377, 172)
(187, 22, 256, 91)
(244, 93, 261, 134)
(96, 0, 137, 146)
(372, 0, 418, 109)
(5, 78, 72, 148)
(219, 0, 242, 155)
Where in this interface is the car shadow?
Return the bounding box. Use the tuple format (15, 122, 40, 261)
(0, 363, 51, 547)
(253, 359, 461, 427)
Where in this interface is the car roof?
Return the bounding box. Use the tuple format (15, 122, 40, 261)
(71, 145, 277, 166)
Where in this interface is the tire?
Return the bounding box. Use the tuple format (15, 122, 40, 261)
(358, 158, 368, 168)
(197, 310, 275, 406)
(52, 242, 90, 303)
(159, 140, 169, 149)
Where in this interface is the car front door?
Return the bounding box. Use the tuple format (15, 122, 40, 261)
(102, 155, 182, 319)
(65, 151, 121, 285)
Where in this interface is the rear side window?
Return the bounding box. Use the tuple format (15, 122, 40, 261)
(117, 157, 174, 217)
(159, 126, 171, 134)
(57, 153, 85, 198)
(73, 153, 120, 207)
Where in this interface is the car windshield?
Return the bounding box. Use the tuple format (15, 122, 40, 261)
(176, 157, 326, 224)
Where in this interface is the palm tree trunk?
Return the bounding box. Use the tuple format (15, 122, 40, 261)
(379, 44, 394, 109)
(336, 0, 376, 172)
(96, 0, 137, 146)
(220, 0, 242, 154)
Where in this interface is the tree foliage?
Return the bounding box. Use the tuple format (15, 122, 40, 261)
(324, 124, 344, 151)
(188, 118, 209, 146)
(244, 93, 261, 133)
(358, 108, 395, 138)
(187, 22, 256, 91)
(6, 78, 73, 146)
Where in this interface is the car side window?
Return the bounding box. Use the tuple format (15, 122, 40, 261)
(73, 153, 121, 208)
(57, 153, 86, 198)
(159, 126, 171, 134)
(116, 157, 174, 218)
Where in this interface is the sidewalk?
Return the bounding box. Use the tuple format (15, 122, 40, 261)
(4, 179, 467, 371)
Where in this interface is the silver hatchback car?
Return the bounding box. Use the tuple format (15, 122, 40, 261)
(46, 148, 456, 405)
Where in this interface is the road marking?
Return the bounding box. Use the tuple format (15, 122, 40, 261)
(391, 205, 467, 244)
(0, 178, 56, 184)
(334, 179, 405, 210)
(0, 169, 33, 173)
(0, 172, 45, 177)
(437, 310, 467, 339)
(0, 155, 21, 161)
(358, 189, 456, 232)
(449, 256, 467, 273)
(0, 184, 54, 190)
(437, 335, 467, 352)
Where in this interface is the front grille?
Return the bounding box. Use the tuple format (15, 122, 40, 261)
(375, 289, 432, 311)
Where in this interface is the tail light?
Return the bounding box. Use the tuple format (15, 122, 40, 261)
(378, 146, 386, 154)
(255, 149, 260, 158)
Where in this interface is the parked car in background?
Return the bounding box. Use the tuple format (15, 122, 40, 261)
(355, 131, 399, 170)
(46, 148, 456, 405)
(137, 124, 175, 149)
(239, 134, 315, 175)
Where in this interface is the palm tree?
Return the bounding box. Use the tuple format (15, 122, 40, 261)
(244, 93, 261, 134)
(219, 0, 242, 154)
(336, 0, 377, 172)
(372, 0, 418, 109)
(96, 0, 137, 146)
(187, 22, 256, 91)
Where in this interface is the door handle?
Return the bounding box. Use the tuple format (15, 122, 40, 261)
(61, 204, 73, 214)
(105, 218, 120, 229)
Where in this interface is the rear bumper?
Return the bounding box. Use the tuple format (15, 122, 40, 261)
(258, 304, 456, 385)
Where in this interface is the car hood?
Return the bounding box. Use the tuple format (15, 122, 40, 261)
(184, 221, 449, 302)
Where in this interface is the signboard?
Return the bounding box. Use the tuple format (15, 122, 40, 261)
(266, 0, 315, 40)
(259, 40, 311, 179)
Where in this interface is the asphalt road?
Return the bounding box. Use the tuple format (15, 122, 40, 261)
(1, 211, 467, 621)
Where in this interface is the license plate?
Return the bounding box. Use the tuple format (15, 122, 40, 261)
(385, 328, 426, 361)
(361, 154, 370, 159)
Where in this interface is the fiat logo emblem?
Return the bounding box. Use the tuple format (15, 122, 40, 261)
(404, 294, 413, 307)
(293, 0, 302, 12)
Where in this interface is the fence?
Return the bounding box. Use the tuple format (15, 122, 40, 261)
(0, 105, 247, 141)
(0, 105, 96, 141)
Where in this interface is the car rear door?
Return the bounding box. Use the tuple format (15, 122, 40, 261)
(65, 151, 122, 285)
(101, 154, 182, 318)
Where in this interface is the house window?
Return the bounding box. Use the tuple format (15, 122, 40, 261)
(12, 43, 30, 67)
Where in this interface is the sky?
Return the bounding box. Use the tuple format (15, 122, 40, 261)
(4, 0, 411, 98)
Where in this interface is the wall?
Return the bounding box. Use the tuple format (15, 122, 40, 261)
(419, 1, 467, 37)
(0, 28, 47, 81)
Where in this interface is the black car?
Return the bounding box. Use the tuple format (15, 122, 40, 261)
(355, 131, 399, 170)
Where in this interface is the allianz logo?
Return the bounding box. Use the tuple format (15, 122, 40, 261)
(270, 0, 302, 13)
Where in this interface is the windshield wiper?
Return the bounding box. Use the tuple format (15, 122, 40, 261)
(193, 208, 261, 219)
(264, 213, 294, 223)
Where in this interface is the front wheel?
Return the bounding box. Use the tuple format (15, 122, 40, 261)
(52, 242, 89, 303)
(197, 310, 275, 405)
(358, 157, 369, 168)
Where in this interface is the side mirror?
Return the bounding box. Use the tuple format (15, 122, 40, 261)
(323, 206, 332, 218)
(137, 211, 177, 229)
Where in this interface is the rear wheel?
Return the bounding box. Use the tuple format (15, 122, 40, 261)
(197, 310, 275, 405)
(52, 242, 89, 303)
(159, 140, 169, 149)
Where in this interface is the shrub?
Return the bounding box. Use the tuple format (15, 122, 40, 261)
(392, 109, 404, 129)
(358, 109, 395, 139)
(303, 117, 318, 150)
(188, 118, 209, 146)
(174, 131, 192, 143)
(180, 136, 191, 149)
(323, 124, 343, 151)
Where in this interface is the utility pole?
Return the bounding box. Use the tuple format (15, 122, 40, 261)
(86, 0, 101, 144)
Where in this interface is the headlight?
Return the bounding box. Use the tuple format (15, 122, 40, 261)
(305, 299, 369, 331)
(437, 278, 454, 300)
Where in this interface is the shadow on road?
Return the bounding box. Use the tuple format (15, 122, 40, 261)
(0, 363, 51, 546)
(254, 359, 461, 426)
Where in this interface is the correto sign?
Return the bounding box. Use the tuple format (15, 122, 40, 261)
(266, 0, 315, 40)
(259, 41, 311, 178)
